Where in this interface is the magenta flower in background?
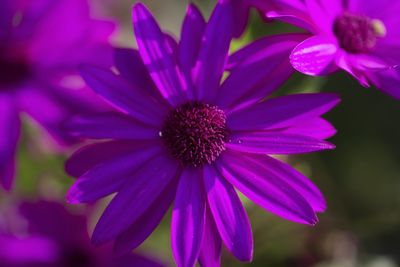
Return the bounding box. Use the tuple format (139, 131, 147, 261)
(0, 200, 164, 267)
(233, 0, 400, 99)
(0, 0, 115, 190)
(66, 1, 339, 266)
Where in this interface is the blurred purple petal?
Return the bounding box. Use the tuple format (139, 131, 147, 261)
(0, 95, 20, 190)
(367, 68, 400, 100)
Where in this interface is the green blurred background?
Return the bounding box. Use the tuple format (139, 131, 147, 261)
(5, 0, 400, 266)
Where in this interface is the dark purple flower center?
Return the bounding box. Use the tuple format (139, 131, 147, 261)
(333, 12, 386, 54)
(161, 102, 228, 167)
(0, 53, 31, 88)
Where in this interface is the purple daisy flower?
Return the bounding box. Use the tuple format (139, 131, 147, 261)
(0, 0, 115, 190)
(233, 0, 400, 99)
(66, 1, 339, 266)
(0, 200, 164, 267)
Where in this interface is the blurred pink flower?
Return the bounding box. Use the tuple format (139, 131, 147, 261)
(0, 0, 115, 190)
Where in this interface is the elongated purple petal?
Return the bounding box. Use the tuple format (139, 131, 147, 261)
(114, 176, 178, 254)
(262, 154, 326, 212)
(203, 165, 253, 262)
(218, 34, 307, 110)
(283, 118, 337, 139)
(218, 151, 318, 224)
(198, 207, 222, 267)
(0, 95, 20, 190)
(172, 168, 206, 267)
(227, 93, 340, 131)
(92, 154, 180, 244)
(67, 143, 162, 204)
(226, 132, 335, 154)
(65, 140, 145, 177)
(113, 48, 165, 101)
(132, 3, 186, 106)
(193, 0, 233, 102)
(80, 65, 165, 125)
(65, 112, 158, 140)
(290, 36, 338, 76)
(179, 4, 206, 72)
(179, 4, 206, 100)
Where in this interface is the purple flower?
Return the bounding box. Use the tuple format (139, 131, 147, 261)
(235, 0, 400, 99)
(66, 2, 339, 266)
(0, 200, 164, 267)
(0, 0, 115, 190)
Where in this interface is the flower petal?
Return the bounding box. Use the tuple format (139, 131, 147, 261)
(290, 36, 339, 76)
(64, 112, 158, 140)
(227, 132, 335, 154)
(203, 164, 253, 262)
(367, 68, 400, 100)
(28, 0, 114, 68)
(65, 140, 144, 177)
(67, 142, 162, 204)
(16, 86, 84, 146)
(283, 118, 337, 139)
(198, 207, 222, 267)
(132, 3, 186, 106)
(259, 154, 327, 212)
(304, 0, 339, 33)
(227, 93, 340, 131)
(218, 151, 318, 224)
(172, 168, 206, 267)
(114, 177, 178, 254)
(116, 253, 164, 267)
(179, 4, 206, 72)
(0, 0, 12, 41)
(230, 0, 250, 37)
(219, 34, 307, 110)
(193, 0, 233, 102)
(179, 4, 206, 100)
(92, 153, 180, 244)
(0, 95, 20, 190)
(80, 65, 165, 125)
(266, 11, 315, 32)
(113, 48, 165, 101)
